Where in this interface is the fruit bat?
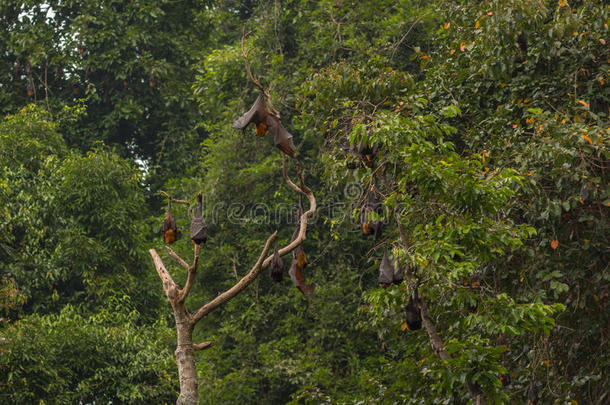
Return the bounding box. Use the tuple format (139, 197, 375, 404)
(496, 333, 508, 350)
(499, 373, 511, 387)
(341, 137, 379, 169)
(270, 240, 284, 282)
(579, 183, 590, 203)
(378, 250, 403, 288)
(27, 81, 34, 98)
(232, 93, 270, 137)
(526, 382, 538, 405)
(404, 295, 422, 331)
(470, 273, 481, 288)
(288, 258, 314, 296)
(266, 114, 296, 157)
(189, 192, 207, 245)
(360, 186, 383, 238)
(357, 139, 379, 168)
(162, 200, 179, 244)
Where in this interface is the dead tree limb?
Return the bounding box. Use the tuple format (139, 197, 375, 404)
(149, 157, 316, 405)
(240, 24, 280, 118)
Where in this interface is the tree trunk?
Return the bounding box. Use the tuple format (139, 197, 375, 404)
(174, 306, 197, 405)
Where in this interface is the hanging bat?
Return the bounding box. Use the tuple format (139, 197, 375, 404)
(27, 81, 34, 98)
(190, 192, 207, 245)
(499, 372, 511, 387)
(288, 258, 314, 296)
(361, 185, 383, 238)
(266, 114, 296, 157)
(357, 139, 379, 168)
(404, 295, 422, 331)
(378, 250, 403, 288)
(270, 240, 284, 282)
(162, 199, 179, 244)
(470, 273, 481, 288)
(232, 93, 270, 137)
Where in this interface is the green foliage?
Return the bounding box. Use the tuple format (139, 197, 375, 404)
(0, 297, 177, 404)
(1, 0, 608, 404)
(0, 105, 161, 318)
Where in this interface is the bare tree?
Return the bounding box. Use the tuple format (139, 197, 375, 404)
(149, 156, 316, 405)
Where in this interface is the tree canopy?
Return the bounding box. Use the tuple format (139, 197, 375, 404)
(1, 1, 608, 404)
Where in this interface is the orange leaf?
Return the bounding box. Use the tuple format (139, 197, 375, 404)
(577, 100, 590, 108)
(460, 43, 466, 52)
(449, 49, 455, 55)
(600, 39, 606, 45)
(558, 0, 568, 7)
(581, 135, 593, 144)
(551, 239, 559, 250)
(444, 22, 450, 29)
(475, 20, 480, 29)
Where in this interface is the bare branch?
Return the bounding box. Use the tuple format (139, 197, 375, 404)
(149, 248, 178, 300)
(240, 23, 280, 118)
(178, 243, 200, 303)
(160, 191, 193, 218)
(166, 246, 190, 269)
(192, 231, 278, 323)
(193, 341, 214, 351)
(265, 155, 317, 265)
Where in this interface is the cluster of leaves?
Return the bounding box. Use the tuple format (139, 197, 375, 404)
(0, 297, 177, 404)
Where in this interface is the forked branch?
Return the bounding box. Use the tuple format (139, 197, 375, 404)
(240, 24, 280, 117)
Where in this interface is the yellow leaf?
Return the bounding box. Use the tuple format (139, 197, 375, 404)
(544, 360, 551, 366)
(558, 0, 568, 7)
(401, 322, 408, 331)
(582, 135, 593, 144)
(551, 239, 559, 250)
(475, 20, 480, 29)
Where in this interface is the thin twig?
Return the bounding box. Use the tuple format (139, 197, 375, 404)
(193, 341, 214, 351)
(166, 246, 190, 269)
(240, 23, 280, 118)
(178, 243, 200, 303)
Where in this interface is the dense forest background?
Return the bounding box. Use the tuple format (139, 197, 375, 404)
(1, 0, 608, 403)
